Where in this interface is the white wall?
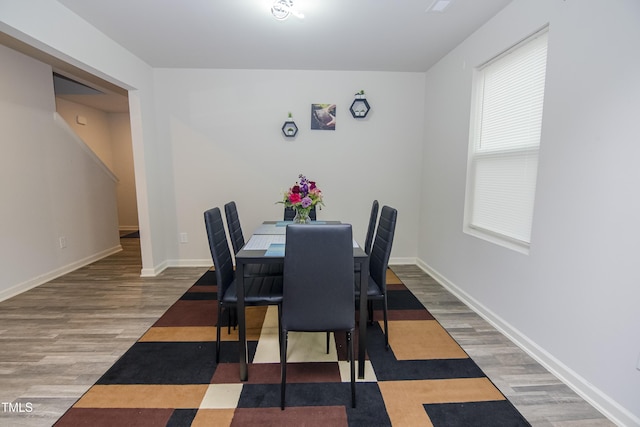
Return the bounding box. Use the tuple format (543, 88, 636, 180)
(55, 98, 115, 169)
(55, 99, 139, 230)
(109, 113, 138, 230)
(2, 1, 638, 422)
(1, 0, 166, 275)
(153, 69, 424, 266)
(419, 0, 640, 424)
(0, 44, 121, 300)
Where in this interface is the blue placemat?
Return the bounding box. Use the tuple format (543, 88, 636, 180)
(264, 243, 285, 256)
(276, 221, 327, 227)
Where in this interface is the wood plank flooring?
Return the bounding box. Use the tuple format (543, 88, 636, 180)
(0, 239, 614, 426)
(395, 265, 614, 427)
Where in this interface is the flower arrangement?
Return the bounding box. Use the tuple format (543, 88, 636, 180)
(279, 174, 324, 223)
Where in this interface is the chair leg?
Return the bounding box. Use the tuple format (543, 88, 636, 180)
(280, 329, 288, 410)
(368, 300, 374, 324)
(326, 332, 330, 354)
(216, 304, 222, 363)
(277, 304, 282, 352)
(227, 306, 232, 334)
(383, 295, 389, 350)
(348, 330, 356, 408)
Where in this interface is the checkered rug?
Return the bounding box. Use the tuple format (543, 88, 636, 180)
(54, 268, 530, 426)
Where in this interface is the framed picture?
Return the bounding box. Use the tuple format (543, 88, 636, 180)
(311, 104, 336, 130)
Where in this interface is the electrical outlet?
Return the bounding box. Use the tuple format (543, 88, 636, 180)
(180, 233, 188, 243)
(59, 236, 67, 249)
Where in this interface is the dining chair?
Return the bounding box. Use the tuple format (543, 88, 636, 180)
(363, 200, 379, 255)
(280, 224, 356, 409)
(204, 207, 283, 363)
(355, 205, 397, 349)
(224, 201, 284, 277)
(355, 200, 379, 278)
(283, 205, 317, 221)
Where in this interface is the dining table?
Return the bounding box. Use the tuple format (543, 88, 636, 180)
(234, 220, 370, 381)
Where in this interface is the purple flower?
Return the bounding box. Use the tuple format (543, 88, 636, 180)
(301, 196, 312, 208)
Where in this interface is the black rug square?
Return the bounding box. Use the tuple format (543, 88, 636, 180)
(166, 409, 198, 426)
(238, 382, 391, 426)
(425, 400, 531, 426)
(386, 289, 429, 310)
(193, 270, 217, 286)
(96, 342, 217, 385)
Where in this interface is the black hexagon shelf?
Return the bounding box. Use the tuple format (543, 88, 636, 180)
(350, 98, 370, 118)
(282, 120, 298, 137)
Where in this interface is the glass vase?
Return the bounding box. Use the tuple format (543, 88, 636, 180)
(292, 207, 311, 224)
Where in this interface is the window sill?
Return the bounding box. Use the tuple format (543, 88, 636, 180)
(463, 225, 530, 255)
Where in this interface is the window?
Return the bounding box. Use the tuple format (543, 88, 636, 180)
(465, 28, 549, 252)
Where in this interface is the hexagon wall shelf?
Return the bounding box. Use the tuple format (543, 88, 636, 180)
(350, 96, 370, 118)
(282, 120, 298, 137)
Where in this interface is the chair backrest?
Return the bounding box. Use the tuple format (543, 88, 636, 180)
(282, 224, 354, 332)
(224, 201, 245, 255)
(284, 205, 317, 221)
(364, 200, 379, 255)
(204, 207, 234, 297)
(369, 206, 398, 292)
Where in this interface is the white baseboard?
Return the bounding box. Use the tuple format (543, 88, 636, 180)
(415, 258, 638, 427)
(389, 256, 416, 265)
(140, 259, 211, 277)
(140, 259, 169, 277)
(0, 245, 122, 303)
(160, 257, 416, 271)
(167, 259, 212, 268)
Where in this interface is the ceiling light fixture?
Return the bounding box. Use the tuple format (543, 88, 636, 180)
(271, 0, 304, 20)
(426, 0, 452, 13)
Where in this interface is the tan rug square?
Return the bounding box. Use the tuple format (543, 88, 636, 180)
(73, 385, 208, 408)
(379, 378, 505, 426)
(386, 268, 403, 285)
(191, 409, 235, 427)
(386, 320, 468, 360)
(139, 326, 216, 342)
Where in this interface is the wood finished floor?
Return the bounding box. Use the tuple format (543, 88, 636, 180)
(0, 238, 613, 426)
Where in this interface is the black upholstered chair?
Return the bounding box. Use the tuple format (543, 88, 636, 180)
(355, 205, 397, 349)
(364, 200, 379, 255)
(280, 224, 356, 409)
(283, 205, 317, 221)
(355, 200, 379, 277)
(224, 201, 284, 277)
(204, 207, 283, 363)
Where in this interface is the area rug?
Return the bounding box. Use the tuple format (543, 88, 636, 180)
(54, 268, 530, 426)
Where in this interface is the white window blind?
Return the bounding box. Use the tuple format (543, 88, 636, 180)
(466, 29, 548, 249)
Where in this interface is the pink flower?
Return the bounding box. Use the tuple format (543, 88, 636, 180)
(289, 193, 301, 204)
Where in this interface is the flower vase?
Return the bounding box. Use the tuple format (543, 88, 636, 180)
(293, 208, 311, 224)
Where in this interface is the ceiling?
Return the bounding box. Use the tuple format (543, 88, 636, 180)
(56, 0, 512, 72)
(15, 0, 514, 113)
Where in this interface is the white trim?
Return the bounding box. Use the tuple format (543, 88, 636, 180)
(415, 257, 638, 427)
(140, 259, 169, 277)
(389, 257, 417, 265)
(158, 257, 418, 272)
(0, 245, 122, 303)
(167, 259, 213, 268)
